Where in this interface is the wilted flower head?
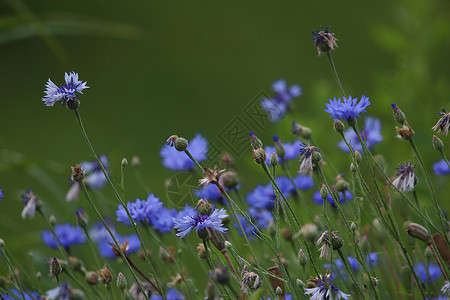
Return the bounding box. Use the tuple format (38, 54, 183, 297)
(42, 223, 86, 249)
(299, 142, 321, 174)
(173, 208, 228, 238)
(312, 26, 338, 56)
(325, 95, 371, 123)
(21, 188, 41, 219)
(261, 79, 302, 122)
(392, 161, 416, 192)
(305, 273, 350, 300)
(338, 117, 383, 152)
(42, 72, 89, 107)
(432, 109, 450, 135)
(160, 133, 208, 171)
(317, 230, 344, 259)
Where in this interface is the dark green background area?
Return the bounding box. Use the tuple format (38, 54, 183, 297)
(0, 0, 449, 270)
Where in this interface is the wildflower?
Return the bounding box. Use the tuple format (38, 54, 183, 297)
(160, 133, 208, 171)
(441, 281, 450, 296)
(1, 289, 40, 300)
(415, 262, 442, 283)
(21, 188, 41, 219)
(116, 194, 163, 226)
(325, 95, 371, 123)
(433, 159, 450, 175)
(304, 273, 351, 300)
(81, 155, 109, 189)
(299, 142, 321, 174)
(432, 109, 450, 135)
(392, 161, 416, 192)
(42, 223, 86, 249)
(0, 188, 4, 201)
(173, 208, 228, 238)
(338, 117, 383, 152)
(317, 230, 344, 259)
(42, 72, 89, 107)
(313, 190, 353, 206)
(293, 174, 315, 190)
(265, 139, 303, 165)
(261, 79, 302, 122)
(312, 26, 338, 56)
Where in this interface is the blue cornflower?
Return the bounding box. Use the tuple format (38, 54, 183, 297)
(325, 95, 371, 122)
(299, 142, 320, 174)
(0, 188, 4, 201)
(313, 190, 353, 206)
(116, 194, 163, 226)
(415, 262, 442, 283)
(2, 289, 40, 300)
(160, 133, 208, 171)
(150, 288, 184, 300)
(433, 159, 450, 175)
(293, 174, 315, 191)
(265, 139, 302, 164)
(304, 273, 350, 300)
(42, 72, 89, 107)
(261, 79, 302, 122)
(338, 117, 383, 152)
(173, 208, 227, 238)
(42, 223, 86, 249)
(89, 222, 140, 259)
(81, 155, 109, 189)
(151, 207, 176, 233)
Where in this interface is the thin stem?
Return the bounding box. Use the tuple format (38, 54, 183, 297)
(326, 52, 346, 97)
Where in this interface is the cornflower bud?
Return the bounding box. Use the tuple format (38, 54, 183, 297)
(406, 222, 432, 244)
(270, 152, 279, 166)
(249, 131, 264, 149)
(333, 119, 345, 133)
(116, 272, 127, 290)
(433, 135, 444, 152)
(391, 103, 406, 124)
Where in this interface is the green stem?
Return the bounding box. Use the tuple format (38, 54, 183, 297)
(326, 52, 346, 97)
(74, 109, 165, 300)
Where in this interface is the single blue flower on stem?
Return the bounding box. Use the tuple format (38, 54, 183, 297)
(338, 117, 383, 152)
(433, 159, 450, 175)
(116, 194, 163, 226)
(173, 208, 228, 238)
(261, 79, 302, 122)
(325, 95, 371, 123)
(42, 72, 89, 107)
(42, 223, 86, 249)
(160, 134, 208, 171)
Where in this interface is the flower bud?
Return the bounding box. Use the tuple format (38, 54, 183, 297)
(334, 119, 345, 133)
(249, 131, 263, 149)
(197, 199, 212, 216)
(75, 208, 88, 229)
(406, 222, 432, 244)
(270, 152, 279, 166)
(391, 103, 406, 125)
(116, 272, 127, 290)
(253, 148, 266, 164)
(273, 135, 285, 159)
(50, 258, 62, 277)
(71, 164, 85, 182)
(433, 135, 444, 152)
(354, 150, 362, 163)
(121, 158, 128, 167)
(85, 271, 98, 285)
(320, 185, 328, 201)
(298, 249, 307, 267)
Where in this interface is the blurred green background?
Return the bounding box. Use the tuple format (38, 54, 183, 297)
(1, 0, 450, 286)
